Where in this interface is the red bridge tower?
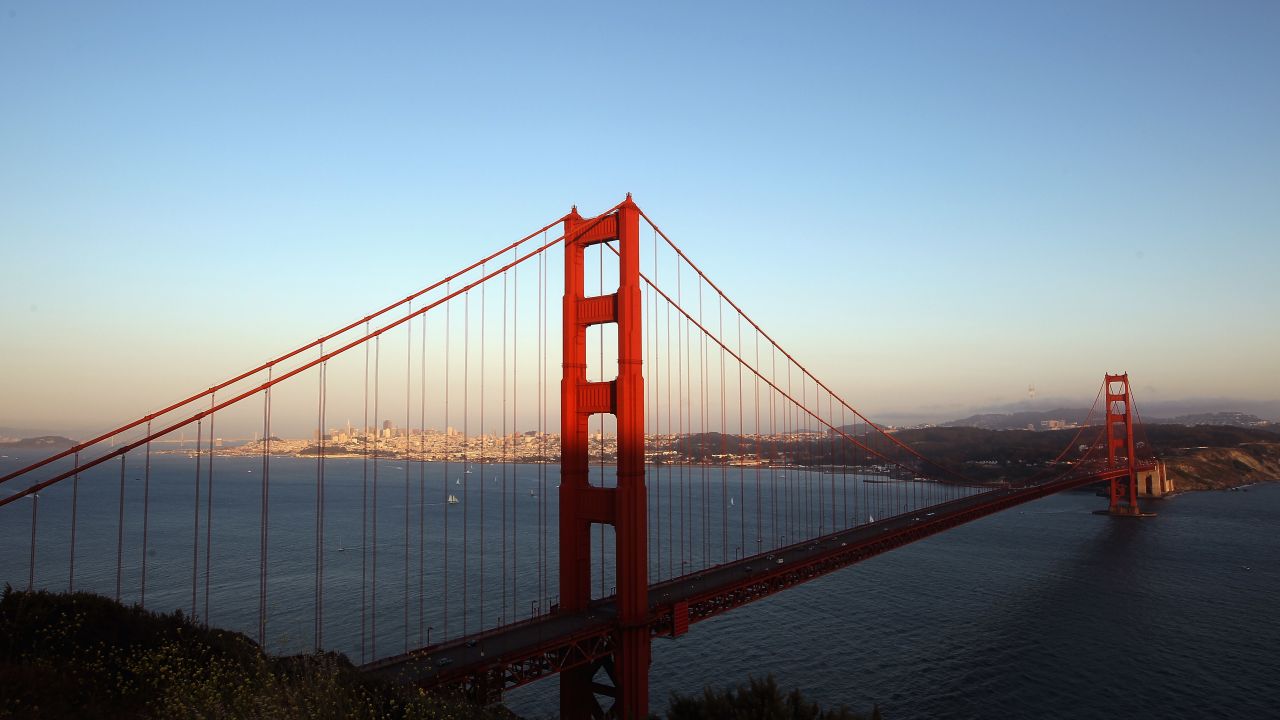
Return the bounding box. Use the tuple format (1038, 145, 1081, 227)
(1103, 373, 1150, 517)
(560, 196, 649, 718)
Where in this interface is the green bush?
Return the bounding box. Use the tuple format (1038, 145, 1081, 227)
(663, 675, 877, 720)
(0, 587, 507, 720)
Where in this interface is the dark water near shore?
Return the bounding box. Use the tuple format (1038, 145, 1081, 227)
(3, 450, 1278, 718)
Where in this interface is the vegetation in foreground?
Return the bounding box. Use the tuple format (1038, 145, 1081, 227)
(663, 675, 879, 720)
(0, 587, 507, 720)
(1, 587, 879, 719)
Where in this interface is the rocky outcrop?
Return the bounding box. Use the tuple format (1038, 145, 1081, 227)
(1163, 443, 1280, 491)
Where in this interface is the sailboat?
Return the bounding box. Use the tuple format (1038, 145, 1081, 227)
(447, 494, 460, 505)
(868, 514, 875, 523)
(729, 497, 735, 507)
(456, 478, 461, 485)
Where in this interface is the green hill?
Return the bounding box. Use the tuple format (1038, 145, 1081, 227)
(0, 587, 507, 720)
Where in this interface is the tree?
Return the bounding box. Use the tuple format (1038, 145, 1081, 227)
(664, 674, 870, 720)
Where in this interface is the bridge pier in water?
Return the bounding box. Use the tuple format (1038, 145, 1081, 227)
(560, 196, 650, 718)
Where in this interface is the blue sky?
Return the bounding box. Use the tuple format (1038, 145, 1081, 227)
(2, 1, 1278, 433)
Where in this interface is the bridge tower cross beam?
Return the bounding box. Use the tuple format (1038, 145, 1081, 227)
(559, 195, 649, 719)
(1104, 373, 1142, 515)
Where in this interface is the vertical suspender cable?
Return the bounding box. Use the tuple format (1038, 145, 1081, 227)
(510, 251, 517, 622)
(405, 307, 412, 653)
(802, 375, 809, 536)
(719, 294, 728, 562)
(737, 312, 745, 556)
(205, 394, 216, 624)
(788, 366, 798, 535)
(116, 454, 125, 601)
(648, 233, 658, 579)
(807, 379, 813, 535)
(361, 329, 370, 661)
(259, 368, 272, 647)
(544, 243, 551, 608)
(544, 241, 551, 608)
(649, 229, 660, 580)
(468, 286, 473, 632)
(317, 350, 327, 650)
(829, 393, 836, 532)
(191, 419, 202, 619)
(536, 248, 544, 609)
(699, 277, 708, 567)
(793, 365, 800, 539)
(443, 289, 451, 639)
(502, 266, 510, 620)
(266, 376, 273, 641)
(793, 368, 798, 537)
(372, 336, 381, 659)
(769, 345, 777, 550)
(141, 423, 152, 607)
(418, 313, 427, 646)
(651, 267, 660, 579)
(676, 263, 686, 574)
(69, 451, 79, 591)
(842, 401, 849, 528)
(599, 244, 605, 596)
(782, 363, 788, 545)
(753, 331, 762, 554)
(665, 283, 674, 579)
(480, 266, 487, 627)
(418, 312, 428, 646)
(778, 356, 788, 540)
(27, 488, 38, 591)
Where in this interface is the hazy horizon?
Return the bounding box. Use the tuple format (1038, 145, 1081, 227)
(5, 393, 1278, 444)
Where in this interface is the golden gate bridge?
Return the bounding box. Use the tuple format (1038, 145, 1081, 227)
(0, 195, 1158, 718)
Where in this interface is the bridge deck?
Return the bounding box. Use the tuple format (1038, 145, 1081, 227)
(365, 470, 1133, 698)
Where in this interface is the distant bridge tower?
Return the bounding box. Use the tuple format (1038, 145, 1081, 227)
(560, 196, 649, 718)
(1103, 373, 1150, 516)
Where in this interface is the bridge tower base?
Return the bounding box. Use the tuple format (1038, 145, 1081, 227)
(559, 196, 650, 719)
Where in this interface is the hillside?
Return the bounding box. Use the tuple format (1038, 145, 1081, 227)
(940, 408, 1091, 431)
(0, 435, 77, 450)
(0, 588, 507, 720)
(890, 424, 1280, 490)
(1159, 443, 1280, 491)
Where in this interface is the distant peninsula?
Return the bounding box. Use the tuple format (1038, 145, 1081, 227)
(0, 435, 77, 450)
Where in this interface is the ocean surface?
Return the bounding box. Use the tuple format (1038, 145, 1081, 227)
(2, 449, 1277, 719)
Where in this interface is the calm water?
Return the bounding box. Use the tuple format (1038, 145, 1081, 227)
(2, 450, 1277, 718)
(510, 482, 1280, 720)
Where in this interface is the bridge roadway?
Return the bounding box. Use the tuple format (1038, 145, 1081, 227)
(364, 467, 1137, 700)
